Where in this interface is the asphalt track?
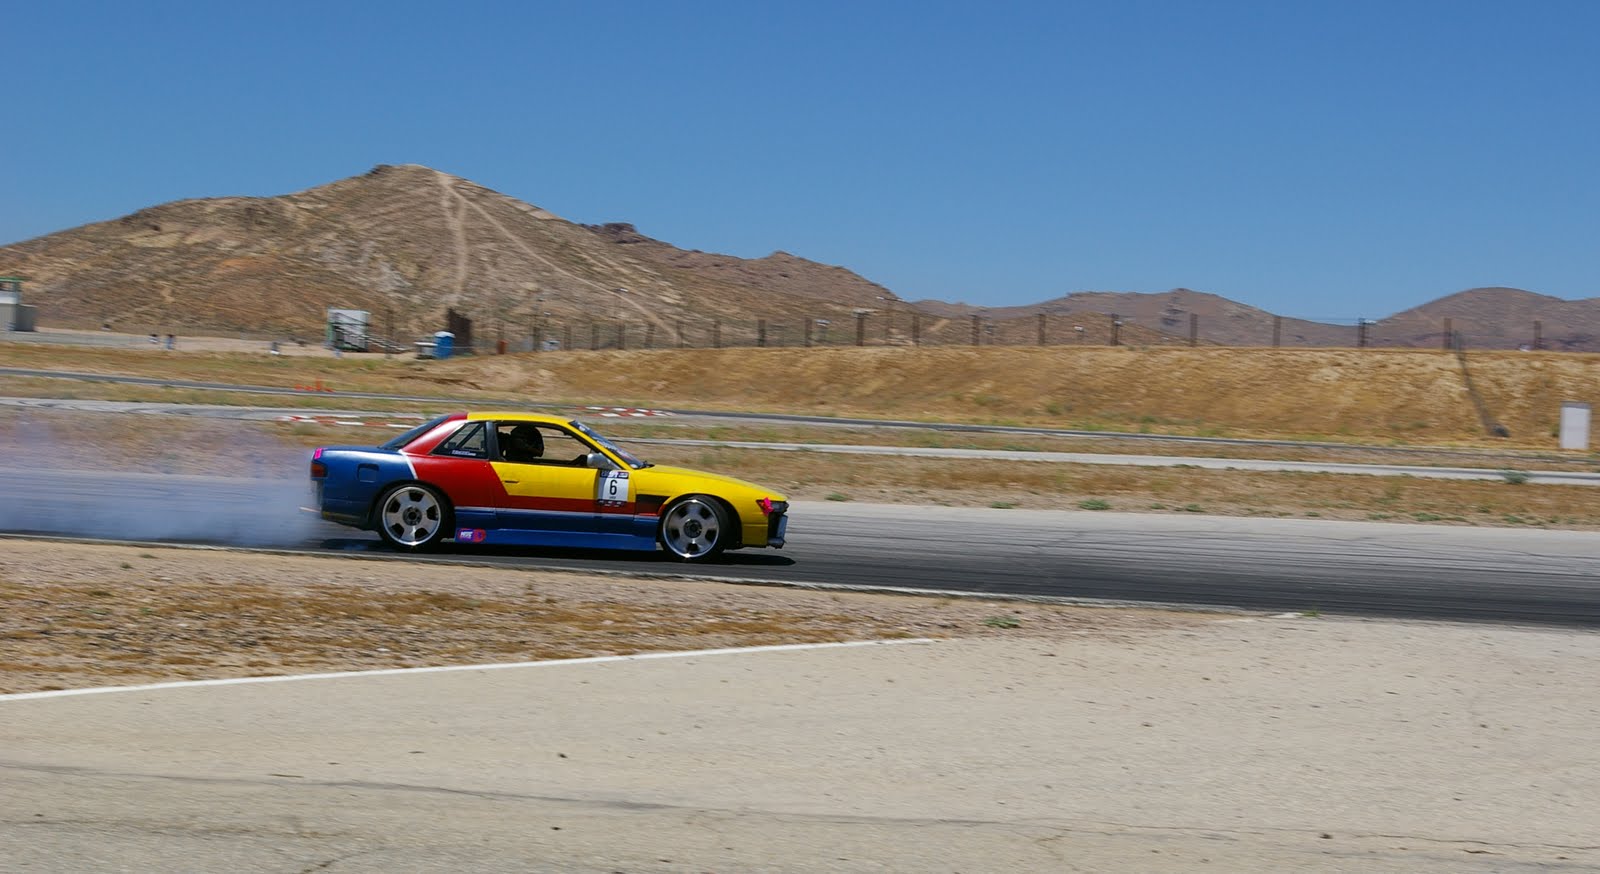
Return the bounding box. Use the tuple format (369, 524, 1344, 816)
(3, 467, 1598, 627)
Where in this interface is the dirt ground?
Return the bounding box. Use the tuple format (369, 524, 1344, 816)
(0, 540, 1214, 695)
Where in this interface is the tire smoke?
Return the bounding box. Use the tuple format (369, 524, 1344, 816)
(0, 412, 324, 547)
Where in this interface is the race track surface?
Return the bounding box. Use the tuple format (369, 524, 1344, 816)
(3, 467, 1598, 626)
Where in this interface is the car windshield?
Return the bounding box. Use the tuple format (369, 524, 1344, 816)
(380, 414, 452, 450)
(571, 420, 651, 469)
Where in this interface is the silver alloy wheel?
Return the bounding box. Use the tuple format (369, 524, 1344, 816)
(380, 485, 444, 548)
(660, 497, 725, 560)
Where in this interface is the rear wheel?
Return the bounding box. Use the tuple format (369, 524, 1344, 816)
(376, 483, 449, 551)
(659, 495, 729, 562)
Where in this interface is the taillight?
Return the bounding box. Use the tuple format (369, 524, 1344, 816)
(310, 447, 327, 478)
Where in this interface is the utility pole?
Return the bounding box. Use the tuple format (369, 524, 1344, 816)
(1357, 318, 1368, 349)
(758, 319, 767, 347)
(1037, 313, 1047, 346)
(911, 312, 920, 346)
(1188, 313, 1198, 347)
(1534, 320, 1543, 351)
(971, 314, 981, 346)
(855, 311, 867, 346)
(804, 318, 813, 347)
(1442, 318, 1452, 351)
(1272, 316, 1282, 348)
(1110, 313, 1121, 347)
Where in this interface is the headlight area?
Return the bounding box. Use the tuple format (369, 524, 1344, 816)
(759, 498, 789, 548)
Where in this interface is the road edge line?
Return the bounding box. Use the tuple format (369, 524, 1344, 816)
(0, 638, 934, 703)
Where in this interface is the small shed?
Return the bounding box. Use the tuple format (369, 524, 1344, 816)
(0, 277, 37, 332)
(326, 308, 370, 351)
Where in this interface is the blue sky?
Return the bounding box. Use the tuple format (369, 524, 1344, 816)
(6, 1, 1598, 318)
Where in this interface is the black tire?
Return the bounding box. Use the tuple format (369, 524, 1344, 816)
(375, 483, 450, 551)
(658, 495, 730, 562)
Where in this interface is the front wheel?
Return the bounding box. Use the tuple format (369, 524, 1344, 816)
(376, 483, 450, 551)
(659, 495, 729, 562)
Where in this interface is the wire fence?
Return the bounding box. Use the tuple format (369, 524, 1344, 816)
(430, 311, 1576, 355)
(10, 309, 1573, 355)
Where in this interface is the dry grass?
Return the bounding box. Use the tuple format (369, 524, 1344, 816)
(5, 343, 1600, 448)
(2, 408, 1595, 526)
(0, 375, 453, 414)
(639, 446, 1600, 528)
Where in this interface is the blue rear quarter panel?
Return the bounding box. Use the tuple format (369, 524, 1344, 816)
(317, 448, 415, 528)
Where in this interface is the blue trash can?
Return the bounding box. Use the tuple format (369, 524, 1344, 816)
(433, 331, 455, 360)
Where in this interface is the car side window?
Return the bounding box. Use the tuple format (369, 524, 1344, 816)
(495, 422, 594, 467)
(432, 421, 489, 459)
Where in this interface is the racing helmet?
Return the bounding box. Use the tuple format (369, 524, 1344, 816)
(506, 423, 544, 459)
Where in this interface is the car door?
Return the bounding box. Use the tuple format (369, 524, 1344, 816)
(488, 422, 603, 535)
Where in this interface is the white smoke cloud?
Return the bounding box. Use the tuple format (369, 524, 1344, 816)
(0, 411, 324, 547)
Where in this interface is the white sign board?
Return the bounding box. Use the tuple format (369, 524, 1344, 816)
(1560, 402, 1591, 451)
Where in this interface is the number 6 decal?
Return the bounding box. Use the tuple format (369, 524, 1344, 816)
(598, 469, 630, 505)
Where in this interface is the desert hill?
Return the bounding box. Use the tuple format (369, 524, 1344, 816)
(0, 165, 960, 346)
(1375, 287, 1600, 351)
(3, 165, 1598, 350)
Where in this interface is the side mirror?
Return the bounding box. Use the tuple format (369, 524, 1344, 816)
(585, 452, 619, 471)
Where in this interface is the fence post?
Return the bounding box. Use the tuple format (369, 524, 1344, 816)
(563, 324, 572, 351)
(758, 319, 767, 348)
(855, 312, 867, 346)
(1037, 313, 1047, 346)
(1189, 313, 1198, 347)
(971, 314, 981, 346)
(1110, 313, 1121, 347)
(1442, 318, 1452, 350)
(1272, 315, 1281, 348)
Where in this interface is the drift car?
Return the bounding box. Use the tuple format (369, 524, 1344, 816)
(311, 412, 788, 561)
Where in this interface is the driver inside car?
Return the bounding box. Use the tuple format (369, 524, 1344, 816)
(501, 423, 545, 463)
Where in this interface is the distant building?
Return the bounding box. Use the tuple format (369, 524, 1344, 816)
(0, 277, 37, 332)
(326, 308, 370, 351)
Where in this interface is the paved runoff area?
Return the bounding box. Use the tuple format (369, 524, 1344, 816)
(3, 617, 1599, 872)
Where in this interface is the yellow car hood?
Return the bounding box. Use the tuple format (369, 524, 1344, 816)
(634, 465, 786, 500)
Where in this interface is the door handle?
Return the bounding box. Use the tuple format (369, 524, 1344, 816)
(501, 479, 519, 484)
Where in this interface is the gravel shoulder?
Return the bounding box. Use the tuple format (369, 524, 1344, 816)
(0, 539, 1211, 695)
